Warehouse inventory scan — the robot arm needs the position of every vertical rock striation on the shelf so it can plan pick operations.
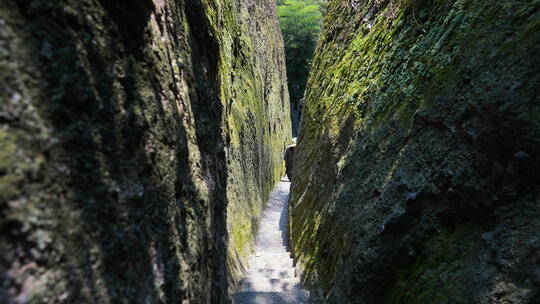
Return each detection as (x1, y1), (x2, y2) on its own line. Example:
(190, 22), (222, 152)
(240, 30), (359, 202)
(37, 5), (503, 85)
(290, 0), (539, 303)
(0, 0), (289, 303)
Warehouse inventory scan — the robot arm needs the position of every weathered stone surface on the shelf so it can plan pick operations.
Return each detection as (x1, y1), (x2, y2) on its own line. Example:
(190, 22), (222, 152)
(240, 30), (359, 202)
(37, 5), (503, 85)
(0, 0), (289, 303)
(290, 0), (539, 303)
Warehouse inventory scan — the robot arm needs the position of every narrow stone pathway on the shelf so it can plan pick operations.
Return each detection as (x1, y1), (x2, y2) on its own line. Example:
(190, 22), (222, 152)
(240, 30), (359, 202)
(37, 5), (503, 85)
(232, 179), (309, 304)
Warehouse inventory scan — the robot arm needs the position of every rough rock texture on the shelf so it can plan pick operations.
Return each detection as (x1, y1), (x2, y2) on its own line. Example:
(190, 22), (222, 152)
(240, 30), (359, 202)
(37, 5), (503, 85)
(0, 0), (289, 303)
(221, 0), (292, 285)
(290, 0), (540, 303)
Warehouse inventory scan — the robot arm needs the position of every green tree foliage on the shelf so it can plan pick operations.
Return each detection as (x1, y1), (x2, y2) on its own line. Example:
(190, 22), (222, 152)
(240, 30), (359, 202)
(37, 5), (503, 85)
(277, 0), (325, 103)
(313, 0), (329, 15)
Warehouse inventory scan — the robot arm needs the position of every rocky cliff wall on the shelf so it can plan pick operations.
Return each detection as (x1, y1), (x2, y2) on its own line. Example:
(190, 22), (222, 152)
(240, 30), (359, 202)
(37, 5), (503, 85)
(290, 0), (539, 303)
(0, 0), (289, 303)
(219, 0), (292, 285)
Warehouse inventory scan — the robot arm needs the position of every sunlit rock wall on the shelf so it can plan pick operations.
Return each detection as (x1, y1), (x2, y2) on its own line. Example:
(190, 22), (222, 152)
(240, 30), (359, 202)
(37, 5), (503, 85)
(0, 0), (289, 303)
(290, 0), (539, 303)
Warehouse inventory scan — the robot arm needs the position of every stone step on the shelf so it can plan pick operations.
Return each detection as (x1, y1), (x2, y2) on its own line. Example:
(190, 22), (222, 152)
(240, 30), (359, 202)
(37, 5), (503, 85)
(238, 277), (300, 293)
(231, 181), (309, 303)
(232, 289), (309, 304)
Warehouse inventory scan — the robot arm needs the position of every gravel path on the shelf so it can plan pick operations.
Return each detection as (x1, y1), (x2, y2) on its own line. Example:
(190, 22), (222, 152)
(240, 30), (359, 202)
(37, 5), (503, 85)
(232, 179), (309, 304)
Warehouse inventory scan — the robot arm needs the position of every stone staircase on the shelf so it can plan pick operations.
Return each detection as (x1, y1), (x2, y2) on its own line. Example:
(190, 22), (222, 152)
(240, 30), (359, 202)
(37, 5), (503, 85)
(232, 181), (309, 304)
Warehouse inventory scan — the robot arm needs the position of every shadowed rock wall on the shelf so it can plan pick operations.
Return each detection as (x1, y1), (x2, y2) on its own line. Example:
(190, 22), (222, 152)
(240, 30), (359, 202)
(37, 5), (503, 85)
(0, 0), (289, 303)
(290, 0), (539, 303)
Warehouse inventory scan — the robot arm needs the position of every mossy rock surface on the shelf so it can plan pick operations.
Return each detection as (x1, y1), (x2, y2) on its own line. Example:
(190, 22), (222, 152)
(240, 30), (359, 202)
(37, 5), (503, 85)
(290, 0), (540, 303)
(0, 0), (289, 303)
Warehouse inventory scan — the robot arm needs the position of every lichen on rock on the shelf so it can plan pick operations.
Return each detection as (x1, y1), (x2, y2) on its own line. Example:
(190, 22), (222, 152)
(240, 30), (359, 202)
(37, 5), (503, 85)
(0, 0), (289, 303)
(290, 0), (540, 302)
